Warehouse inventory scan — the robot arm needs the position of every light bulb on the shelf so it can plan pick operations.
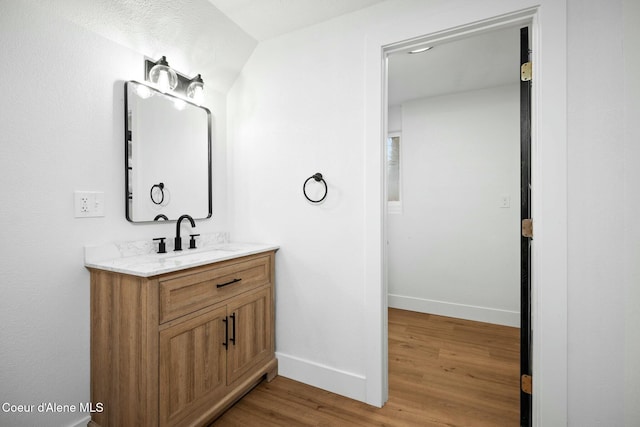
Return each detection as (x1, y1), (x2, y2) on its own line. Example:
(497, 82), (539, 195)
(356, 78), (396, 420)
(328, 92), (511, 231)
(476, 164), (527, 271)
(148, 56), (178, 92)
(187, 74), (204, 104)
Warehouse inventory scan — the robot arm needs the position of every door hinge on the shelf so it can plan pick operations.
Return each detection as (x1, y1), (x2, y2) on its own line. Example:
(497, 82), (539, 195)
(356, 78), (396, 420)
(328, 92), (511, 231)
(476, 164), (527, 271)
(521, 374), (532, 395)
(522, 219), (533, 238)
(521, 61), (532, 81)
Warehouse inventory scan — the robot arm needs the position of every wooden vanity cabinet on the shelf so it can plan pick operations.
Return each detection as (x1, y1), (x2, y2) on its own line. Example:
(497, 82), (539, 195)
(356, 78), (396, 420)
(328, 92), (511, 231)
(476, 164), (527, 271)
(88, 251), (277, 427)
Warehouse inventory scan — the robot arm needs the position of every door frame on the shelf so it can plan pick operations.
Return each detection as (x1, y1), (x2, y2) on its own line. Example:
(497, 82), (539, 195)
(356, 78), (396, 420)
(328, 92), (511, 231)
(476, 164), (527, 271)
(363, 5), (568, 426)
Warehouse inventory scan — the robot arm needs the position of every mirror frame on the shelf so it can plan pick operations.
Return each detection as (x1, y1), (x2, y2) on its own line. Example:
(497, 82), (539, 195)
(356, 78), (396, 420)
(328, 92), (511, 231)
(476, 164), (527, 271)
(124, 80), (212, 223)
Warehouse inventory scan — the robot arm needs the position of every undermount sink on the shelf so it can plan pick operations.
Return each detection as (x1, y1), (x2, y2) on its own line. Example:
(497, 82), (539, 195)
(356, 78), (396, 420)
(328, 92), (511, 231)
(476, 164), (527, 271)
(163, 247), (231, 259)
(161, 243), (248, 259)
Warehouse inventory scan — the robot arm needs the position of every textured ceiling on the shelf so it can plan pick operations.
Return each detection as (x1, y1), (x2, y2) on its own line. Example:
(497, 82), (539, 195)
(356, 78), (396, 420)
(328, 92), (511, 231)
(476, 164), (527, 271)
(208, 0), (387, 41)
(22, 0), (257, 94)
(388, 26), (521, 105)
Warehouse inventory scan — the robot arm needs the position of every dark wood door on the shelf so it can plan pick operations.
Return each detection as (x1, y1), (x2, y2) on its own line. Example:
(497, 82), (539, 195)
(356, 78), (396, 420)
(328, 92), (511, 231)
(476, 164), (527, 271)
(520, 26), (533, 427)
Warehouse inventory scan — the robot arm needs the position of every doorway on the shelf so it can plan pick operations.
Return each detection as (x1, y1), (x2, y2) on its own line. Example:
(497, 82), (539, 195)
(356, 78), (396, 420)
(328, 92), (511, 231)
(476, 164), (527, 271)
(383, 23), (530, 425)
(385, 26), (522, 327)
(363, 5), (568, 425)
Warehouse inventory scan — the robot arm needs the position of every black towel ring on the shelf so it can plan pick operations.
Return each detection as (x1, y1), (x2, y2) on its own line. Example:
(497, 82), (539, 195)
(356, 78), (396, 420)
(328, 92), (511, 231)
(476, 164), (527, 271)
(150, 182), (165, 205)
(303, 173), (327, 203)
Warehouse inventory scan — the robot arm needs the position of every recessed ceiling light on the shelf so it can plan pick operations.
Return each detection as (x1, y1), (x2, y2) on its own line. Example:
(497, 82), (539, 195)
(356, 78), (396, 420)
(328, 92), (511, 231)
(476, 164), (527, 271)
(408, 46), (433, 54)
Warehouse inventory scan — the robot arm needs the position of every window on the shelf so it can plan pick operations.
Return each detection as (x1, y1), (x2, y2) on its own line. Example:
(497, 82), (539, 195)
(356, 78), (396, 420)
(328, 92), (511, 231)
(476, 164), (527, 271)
(386, 132), (402, 213)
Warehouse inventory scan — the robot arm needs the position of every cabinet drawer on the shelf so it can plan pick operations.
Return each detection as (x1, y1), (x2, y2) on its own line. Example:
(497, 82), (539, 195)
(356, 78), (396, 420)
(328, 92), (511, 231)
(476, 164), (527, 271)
(159, 254), (271, 323)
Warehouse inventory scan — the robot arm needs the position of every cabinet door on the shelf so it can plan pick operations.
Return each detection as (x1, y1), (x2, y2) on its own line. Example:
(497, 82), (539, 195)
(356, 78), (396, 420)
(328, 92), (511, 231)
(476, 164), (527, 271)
(159, 306), (227, 427)
(226, 287), (273, 385)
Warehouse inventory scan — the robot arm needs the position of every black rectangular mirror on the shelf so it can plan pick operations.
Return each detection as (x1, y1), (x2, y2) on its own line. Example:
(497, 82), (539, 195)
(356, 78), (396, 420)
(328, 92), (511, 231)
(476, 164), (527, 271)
(125, 81), (212, 222)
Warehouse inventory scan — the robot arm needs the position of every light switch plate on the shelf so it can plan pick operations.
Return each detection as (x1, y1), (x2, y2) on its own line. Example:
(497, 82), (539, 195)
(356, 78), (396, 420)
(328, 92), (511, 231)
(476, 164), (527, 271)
(74, 191), (105, 218)
(499, 195), (511, 208)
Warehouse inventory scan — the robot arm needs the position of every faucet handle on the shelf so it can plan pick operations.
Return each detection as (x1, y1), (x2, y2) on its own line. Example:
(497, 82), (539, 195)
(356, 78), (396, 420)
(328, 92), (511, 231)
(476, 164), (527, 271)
(189, 234), (200, 249)
(153, 237), (167, 254)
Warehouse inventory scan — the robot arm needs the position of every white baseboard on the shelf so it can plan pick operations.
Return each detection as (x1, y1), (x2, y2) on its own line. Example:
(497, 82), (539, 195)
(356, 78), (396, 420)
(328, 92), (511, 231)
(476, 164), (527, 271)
(275, 352), (366, 402)
(388, 294), (520, 327)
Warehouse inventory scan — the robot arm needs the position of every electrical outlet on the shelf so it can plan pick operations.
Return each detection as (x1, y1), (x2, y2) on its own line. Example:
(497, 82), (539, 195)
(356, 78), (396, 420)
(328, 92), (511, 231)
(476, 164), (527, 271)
(499, 195), (511, 208)
(75, 191), (105, 218)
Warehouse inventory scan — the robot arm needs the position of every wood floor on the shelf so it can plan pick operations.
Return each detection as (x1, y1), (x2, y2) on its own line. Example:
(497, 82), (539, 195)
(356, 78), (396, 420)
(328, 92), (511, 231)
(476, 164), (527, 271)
(211, 308), (520, 426)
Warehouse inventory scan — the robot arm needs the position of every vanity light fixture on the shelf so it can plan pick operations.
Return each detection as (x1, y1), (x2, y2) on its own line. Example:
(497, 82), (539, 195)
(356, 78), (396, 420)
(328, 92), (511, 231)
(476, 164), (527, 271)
(408, 46), (433, 54)
(144, 56), (205, 102)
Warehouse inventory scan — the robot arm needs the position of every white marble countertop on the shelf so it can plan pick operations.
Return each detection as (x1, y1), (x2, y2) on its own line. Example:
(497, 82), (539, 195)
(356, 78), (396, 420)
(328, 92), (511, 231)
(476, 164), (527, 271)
(85, 236), (278, 277)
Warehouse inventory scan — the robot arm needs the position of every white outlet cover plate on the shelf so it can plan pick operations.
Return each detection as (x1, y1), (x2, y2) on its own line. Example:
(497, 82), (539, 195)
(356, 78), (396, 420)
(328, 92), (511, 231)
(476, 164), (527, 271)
(499, 195), (511, 208)
(74, 191), (105, 218)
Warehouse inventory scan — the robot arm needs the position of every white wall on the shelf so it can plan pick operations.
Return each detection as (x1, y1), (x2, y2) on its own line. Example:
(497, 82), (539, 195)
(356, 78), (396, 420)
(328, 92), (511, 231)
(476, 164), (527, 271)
(623, 1), (640, 424)
(387, 84), (521, 327)
(567, 0), (640, 425)
(0, 3), (230, 426)
(388, 105), (402, 132)
(227, 14), (370, 399)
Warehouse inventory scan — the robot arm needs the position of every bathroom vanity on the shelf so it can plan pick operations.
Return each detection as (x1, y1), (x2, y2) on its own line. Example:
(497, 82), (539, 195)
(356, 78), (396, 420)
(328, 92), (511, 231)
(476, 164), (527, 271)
(85, 242), (278, 427)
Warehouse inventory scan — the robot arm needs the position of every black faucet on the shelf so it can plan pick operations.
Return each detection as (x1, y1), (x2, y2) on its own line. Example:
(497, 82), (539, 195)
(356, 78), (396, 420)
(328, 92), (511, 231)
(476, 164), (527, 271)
(174, 214), (196, 251)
